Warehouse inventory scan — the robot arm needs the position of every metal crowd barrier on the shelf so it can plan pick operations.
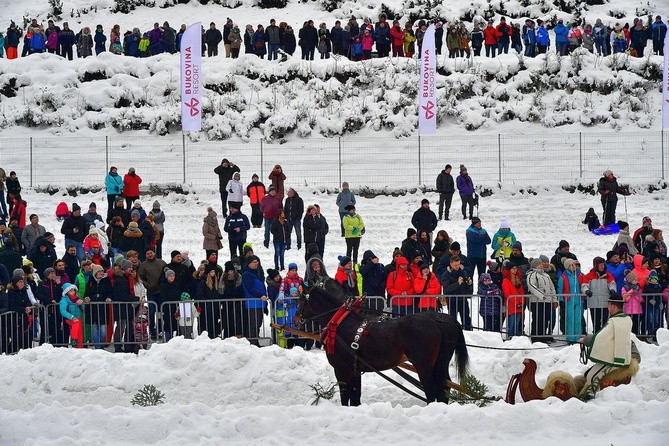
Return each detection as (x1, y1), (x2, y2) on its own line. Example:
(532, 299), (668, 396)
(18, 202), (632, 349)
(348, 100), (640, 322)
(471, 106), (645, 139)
(41, 301), (158, 352)
(270, 295), (387, 348)
(160, 298), (273, 347)
(1, 310), (35, 354)
(388, 294), (504, 335)
(504, 292), (669, 342)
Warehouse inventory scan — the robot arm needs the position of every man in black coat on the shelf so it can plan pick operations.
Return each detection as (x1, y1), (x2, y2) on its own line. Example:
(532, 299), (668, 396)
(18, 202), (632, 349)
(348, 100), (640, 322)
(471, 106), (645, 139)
(440, 255), (473, 330)
(436, 164), (455, 220)
(214, 158), (240, 218)
(112, 260), (138, 352)
(205, 22), (223, 57)
(284, 188), (304, 250)
(28, 238), (57, 278)
(411, 199), (438, 242)
(401, 228), (423, 262)
(166, 250), (194, 293)
(597, 169), (621, 226)
(60, 203), (88, 261)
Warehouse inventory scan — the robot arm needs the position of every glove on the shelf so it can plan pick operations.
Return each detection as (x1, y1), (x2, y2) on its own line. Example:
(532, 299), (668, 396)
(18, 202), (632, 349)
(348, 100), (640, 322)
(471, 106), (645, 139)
(277, 292), (285, 302)
(352, 227), (359, 235)
(585, 290), (593, 297)
(263, 307), (269, 316)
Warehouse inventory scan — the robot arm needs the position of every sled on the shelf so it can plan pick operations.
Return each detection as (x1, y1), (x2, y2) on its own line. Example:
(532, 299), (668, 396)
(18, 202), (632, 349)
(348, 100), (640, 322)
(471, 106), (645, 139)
(504, 358), (638, 404)
(591, 223), (620, 236)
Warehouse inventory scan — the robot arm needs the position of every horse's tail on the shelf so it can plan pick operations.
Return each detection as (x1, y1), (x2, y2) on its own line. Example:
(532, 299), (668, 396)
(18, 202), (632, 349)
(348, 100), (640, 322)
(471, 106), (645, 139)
(453, 323), (469, 382)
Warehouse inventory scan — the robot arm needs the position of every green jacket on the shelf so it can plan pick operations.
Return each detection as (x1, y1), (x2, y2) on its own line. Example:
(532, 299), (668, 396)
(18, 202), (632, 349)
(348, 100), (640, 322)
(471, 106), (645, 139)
(343, 213), (364, 239)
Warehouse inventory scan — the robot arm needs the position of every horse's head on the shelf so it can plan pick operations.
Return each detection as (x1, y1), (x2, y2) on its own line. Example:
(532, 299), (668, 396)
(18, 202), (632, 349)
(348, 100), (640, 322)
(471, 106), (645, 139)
(296, 280), (345, 326)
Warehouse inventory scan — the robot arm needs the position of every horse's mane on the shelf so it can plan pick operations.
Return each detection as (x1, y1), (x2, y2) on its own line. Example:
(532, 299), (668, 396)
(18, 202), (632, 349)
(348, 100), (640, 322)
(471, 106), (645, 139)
(313, 279), (349, 305)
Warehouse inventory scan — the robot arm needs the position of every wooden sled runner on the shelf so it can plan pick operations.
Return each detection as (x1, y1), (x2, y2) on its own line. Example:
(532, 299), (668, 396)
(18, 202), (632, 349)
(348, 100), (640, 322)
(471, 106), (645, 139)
(505, 358), (639, 404)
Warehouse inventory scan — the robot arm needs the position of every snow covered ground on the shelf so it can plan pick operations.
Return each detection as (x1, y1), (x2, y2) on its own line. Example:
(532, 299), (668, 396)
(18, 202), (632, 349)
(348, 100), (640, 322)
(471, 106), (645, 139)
(1, 185), (669, 444)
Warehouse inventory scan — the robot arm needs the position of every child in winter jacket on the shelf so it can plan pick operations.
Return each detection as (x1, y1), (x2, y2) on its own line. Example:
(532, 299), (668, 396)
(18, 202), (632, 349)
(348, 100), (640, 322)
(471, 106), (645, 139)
(350, 37), (363, 61)
(478, 273), (502, 332)
(582, 207), (601, 231)
(622, 271), (644, 334)
(174, 292), (200, 339)
(59, 283), (84, 348)
(643, 270), (662, 339)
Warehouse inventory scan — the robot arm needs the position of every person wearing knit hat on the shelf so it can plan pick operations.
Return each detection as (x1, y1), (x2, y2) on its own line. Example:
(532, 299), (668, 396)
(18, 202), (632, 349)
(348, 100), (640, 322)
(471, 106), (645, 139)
(120, 259), (133, 271)
(598, 169), (620, 226)
(614, 221), (638, 256)
(83, 202), (103, 228)
(267, 268), (280, 280)
(457, 164), (475, 220)
(60, 282), (84, 348)
(343, 203), (365, 264)
(411, 199), (437, 245)
(466, 216), (491, 278)
(164, 267), (175, 279)
(621, 271), (643, 334)
(526, 255), (557, 342)
(582, 253), (618, 332)
(147, 201), (165, 259)
(335, 255), (358, 296)
(436, 164), (454, 220)
(401, 228), (422, 262)
(557, 256), (585, 342)
(492, 219), (516, 261)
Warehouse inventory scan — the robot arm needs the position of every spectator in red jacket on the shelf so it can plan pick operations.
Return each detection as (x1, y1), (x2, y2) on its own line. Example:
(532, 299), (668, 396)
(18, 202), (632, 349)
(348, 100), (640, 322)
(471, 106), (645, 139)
(483, 20), (498, 57)
(122, 167), (142, 210)
(495, 17), (512, 54)
(413, 262), (441, 311)
(260, 186), (283, 249)
(387, 256), (414, 315)
(389, 20), (405, 57)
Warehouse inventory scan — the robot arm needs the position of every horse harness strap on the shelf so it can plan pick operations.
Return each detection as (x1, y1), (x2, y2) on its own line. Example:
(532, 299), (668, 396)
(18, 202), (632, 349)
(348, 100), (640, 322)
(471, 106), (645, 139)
(321, 297), (365, 355)
(350, 319), (370, 351)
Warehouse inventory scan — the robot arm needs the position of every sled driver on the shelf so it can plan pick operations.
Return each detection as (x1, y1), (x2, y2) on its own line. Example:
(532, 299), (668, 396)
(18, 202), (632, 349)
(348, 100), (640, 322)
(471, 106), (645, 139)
(577, 290), (639, 396)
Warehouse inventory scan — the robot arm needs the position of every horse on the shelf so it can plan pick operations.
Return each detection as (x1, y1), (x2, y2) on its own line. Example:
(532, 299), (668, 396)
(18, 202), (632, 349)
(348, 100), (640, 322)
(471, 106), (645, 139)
(297, 280), (469, 406)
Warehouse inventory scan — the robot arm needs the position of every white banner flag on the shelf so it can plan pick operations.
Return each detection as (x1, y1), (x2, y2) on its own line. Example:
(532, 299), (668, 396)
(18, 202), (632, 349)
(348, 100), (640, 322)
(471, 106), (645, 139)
(663, 30), (669, 129)
(181, 23), (202, 132)
(418, 25), (437, 134)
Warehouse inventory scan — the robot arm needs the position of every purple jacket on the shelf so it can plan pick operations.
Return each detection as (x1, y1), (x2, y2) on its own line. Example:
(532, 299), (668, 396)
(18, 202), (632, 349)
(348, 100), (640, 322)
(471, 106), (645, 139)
(260, 195), (283, 219)
(149, 28), (163, 44)
(456, 174), (475, 195)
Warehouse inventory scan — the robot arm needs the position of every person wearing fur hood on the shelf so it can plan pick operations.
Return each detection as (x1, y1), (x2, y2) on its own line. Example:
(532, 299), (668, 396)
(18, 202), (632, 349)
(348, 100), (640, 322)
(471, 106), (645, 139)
(202, 206), (223, 256)
(121, 221), (147, 260)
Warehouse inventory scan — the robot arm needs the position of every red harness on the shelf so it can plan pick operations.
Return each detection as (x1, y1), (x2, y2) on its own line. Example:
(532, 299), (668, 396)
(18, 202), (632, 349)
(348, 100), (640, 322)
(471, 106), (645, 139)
(321, 298), (364, 355)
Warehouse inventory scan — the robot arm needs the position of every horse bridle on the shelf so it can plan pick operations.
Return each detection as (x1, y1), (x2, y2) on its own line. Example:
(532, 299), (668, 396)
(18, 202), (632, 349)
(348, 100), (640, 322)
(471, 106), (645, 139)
(296, 290), (340, 326)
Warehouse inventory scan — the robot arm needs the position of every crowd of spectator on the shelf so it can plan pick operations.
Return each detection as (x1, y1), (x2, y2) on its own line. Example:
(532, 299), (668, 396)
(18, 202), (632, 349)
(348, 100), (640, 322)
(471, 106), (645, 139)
(0, 160), (666, 356)
(1, 13), (666, 62)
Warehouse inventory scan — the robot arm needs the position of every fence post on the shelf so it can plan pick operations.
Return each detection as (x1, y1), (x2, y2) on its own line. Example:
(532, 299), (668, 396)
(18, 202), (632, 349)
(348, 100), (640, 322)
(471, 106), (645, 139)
(418, 135), (422, 185)
(662, 130), (665, 180)
(182, 133), (186, 184)
(260, 139), (264, 180)
(105, 135), (109, 172)
(497, 134), (502, 183)
(30, 137), (33, 188)
(338, 136), (342, 186)
(579, 132), (583, 178)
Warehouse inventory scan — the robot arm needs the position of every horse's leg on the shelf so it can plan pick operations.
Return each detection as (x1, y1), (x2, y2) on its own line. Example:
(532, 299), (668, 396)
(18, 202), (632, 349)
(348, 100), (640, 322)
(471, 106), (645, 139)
(334, 367), (351, 406)
(350, 373), (362, 406)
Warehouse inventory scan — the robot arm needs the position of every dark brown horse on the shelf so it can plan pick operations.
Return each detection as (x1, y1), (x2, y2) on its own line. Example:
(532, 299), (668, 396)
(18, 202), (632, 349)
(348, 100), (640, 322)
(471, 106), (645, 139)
(298, 280), (469, 406)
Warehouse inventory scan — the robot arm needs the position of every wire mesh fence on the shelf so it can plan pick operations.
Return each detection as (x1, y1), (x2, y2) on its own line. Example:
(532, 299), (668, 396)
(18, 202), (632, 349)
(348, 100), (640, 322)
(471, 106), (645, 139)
(0, 130), (667, 190)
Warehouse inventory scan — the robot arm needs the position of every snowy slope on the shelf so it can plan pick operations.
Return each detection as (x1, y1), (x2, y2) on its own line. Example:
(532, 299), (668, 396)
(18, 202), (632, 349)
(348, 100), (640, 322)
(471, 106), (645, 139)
(0, 0), (667, 139)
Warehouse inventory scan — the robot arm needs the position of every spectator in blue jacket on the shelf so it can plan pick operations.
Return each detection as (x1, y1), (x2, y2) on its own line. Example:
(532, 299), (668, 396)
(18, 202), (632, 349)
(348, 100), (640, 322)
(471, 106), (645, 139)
(105, 166), (124, 222)
(58, 23), (77, 60)
(241, 256), (267, 346)
(536, 19), (550, 54)
(523, 20), (536, 57)
(94, 25), (106, 55)
(466, 217), (492, 279)
(30, 27), (46, 54)
(456, 165), (475, 220)
(376, 21), (391, 58)
(224, 204), (251, 260)
(652, 15), (667, 55)
(554, 19), (569, 55)
(126, 28), (141, 57)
